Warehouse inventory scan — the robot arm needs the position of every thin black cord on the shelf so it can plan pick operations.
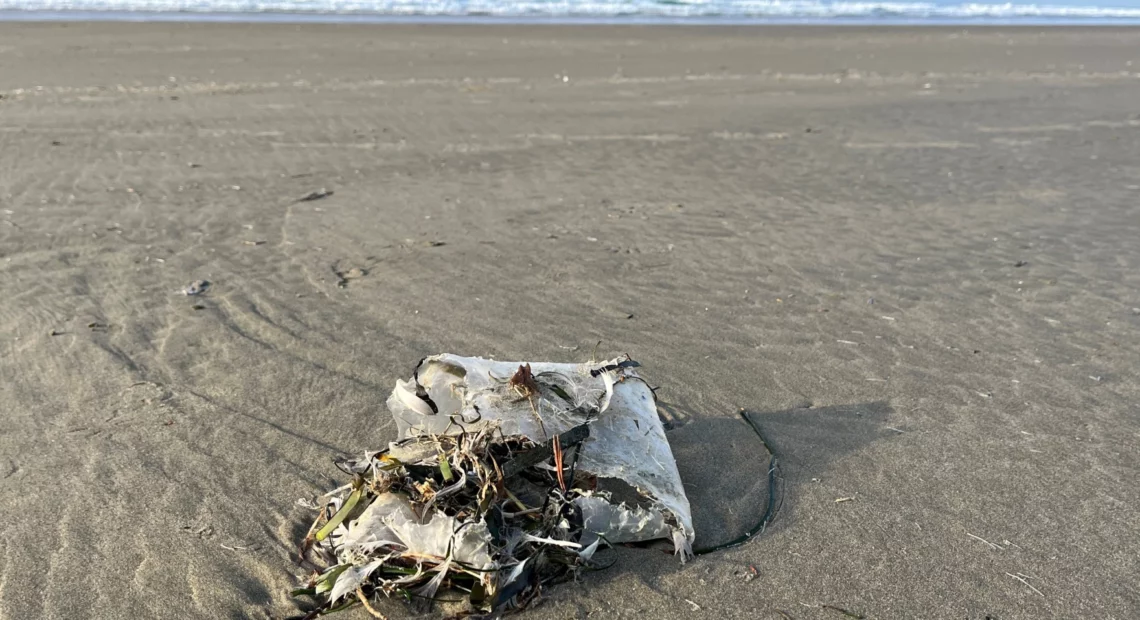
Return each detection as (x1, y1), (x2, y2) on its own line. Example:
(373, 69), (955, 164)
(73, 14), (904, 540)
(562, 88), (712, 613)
(692, 410), (780, 555)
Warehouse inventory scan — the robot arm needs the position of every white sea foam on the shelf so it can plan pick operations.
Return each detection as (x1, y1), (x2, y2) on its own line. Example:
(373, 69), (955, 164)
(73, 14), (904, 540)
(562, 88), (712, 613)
(4, 0), (1140, 21)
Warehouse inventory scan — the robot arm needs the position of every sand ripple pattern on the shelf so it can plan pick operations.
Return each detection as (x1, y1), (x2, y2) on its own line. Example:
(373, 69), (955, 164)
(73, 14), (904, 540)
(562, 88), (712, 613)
(1, 24), (1139, 619)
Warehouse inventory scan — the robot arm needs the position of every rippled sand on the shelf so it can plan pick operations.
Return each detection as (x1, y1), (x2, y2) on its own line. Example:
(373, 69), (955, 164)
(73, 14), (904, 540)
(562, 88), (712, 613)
(1, 23), (1138, 619)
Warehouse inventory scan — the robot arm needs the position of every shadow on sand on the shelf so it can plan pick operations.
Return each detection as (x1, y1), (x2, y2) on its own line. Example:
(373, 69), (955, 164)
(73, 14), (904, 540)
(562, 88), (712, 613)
(667, 401), (895, 550)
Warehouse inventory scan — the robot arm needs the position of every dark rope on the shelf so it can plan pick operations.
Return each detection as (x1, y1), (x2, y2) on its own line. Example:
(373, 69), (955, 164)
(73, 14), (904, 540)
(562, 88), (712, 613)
(692, 409), (780, 555)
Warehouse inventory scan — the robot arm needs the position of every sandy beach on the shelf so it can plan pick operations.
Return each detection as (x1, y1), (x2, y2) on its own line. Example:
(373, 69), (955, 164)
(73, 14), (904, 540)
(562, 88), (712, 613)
(1, 23), (1138, 619)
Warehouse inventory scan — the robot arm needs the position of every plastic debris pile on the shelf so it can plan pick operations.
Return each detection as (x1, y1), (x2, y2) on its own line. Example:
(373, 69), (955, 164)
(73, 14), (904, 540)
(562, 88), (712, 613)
(295, 354), (693, 618)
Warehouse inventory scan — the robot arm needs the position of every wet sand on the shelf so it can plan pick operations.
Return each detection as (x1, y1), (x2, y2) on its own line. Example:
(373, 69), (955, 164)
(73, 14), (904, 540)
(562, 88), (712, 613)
(1, 23), (1139, 619)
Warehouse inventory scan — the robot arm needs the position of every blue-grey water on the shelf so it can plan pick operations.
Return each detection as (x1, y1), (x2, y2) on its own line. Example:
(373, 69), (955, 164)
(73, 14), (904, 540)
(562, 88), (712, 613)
(3, 0), (1140, 24)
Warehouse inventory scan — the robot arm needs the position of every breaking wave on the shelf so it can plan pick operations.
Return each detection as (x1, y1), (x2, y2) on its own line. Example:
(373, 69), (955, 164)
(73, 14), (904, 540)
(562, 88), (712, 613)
(4, 0), (1140, 22)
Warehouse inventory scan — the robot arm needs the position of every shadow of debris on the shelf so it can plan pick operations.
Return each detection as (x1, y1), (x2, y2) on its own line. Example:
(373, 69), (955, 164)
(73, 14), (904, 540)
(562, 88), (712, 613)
(667, 401), (895, 550)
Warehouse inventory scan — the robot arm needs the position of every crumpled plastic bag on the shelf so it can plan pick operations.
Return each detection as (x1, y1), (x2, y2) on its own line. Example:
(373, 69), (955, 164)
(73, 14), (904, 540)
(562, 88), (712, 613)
(297, 355), (693, 617)
(389, 354), (694, 554)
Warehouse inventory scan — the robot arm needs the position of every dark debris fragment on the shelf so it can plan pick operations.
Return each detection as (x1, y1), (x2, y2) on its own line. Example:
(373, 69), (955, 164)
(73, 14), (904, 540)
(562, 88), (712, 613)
(183, 280), (210, 296)
(297, 188), (334, 203)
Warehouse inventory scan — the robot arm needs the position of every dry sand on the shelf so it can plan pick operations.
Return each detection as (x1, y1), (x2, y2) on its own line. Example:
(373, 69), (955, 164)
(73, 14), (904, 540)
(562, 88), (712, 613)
(1, 23), (1139, 619)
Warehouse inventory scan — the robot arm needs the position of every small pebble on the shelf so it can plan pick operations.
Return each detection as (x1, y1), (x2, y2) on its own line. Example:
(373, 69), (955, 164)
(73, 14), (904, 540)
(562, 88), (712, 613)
(183, 280), (210, 296)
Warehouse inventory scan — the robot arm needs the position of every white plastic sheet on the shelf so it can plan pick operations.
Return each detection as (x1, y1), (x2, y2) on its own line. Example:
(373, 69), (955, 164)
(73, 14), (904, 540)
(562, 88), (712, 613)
(386, 354), (694, 557)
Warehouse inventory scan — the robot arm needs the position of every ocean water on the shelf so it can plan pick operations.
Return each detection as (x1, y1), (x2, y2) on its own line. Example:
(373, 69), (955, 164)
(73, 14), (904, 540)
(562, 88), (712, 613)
(3, 0), (1140, 23)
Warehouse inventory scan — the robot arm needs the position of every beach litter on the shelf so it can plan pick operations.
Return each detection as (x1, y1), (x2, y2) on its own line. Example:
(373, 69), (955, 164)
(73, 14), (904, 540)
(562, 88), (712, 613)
(334, 266), (367, 288)
(295, 354), (694, 618)
(297, 188), (334, 202)
(182, 280), (210, 296)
